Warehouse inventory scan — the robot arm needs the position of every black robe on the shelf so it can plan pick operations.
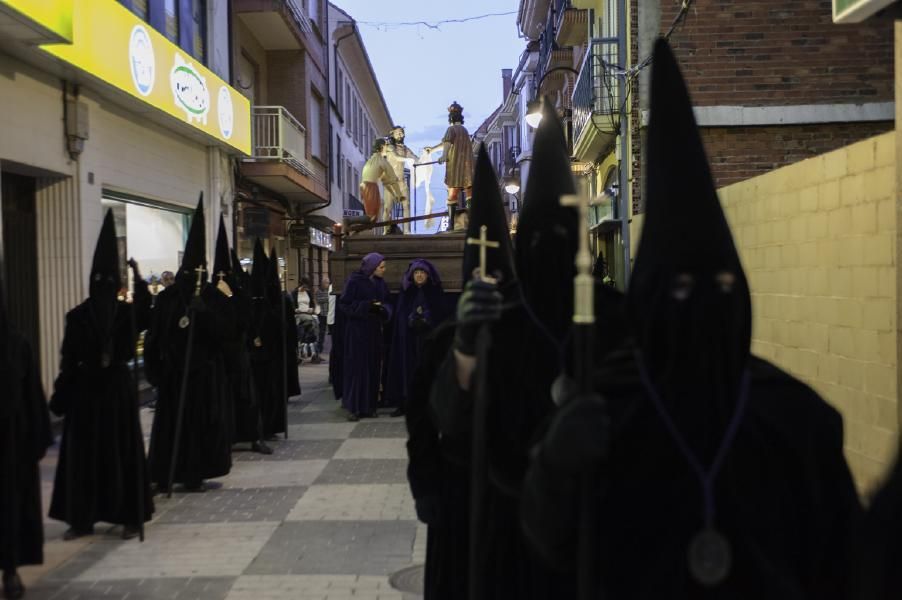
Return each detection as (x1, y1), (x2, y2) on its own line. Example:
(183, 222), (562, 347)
(405, 324), (469, 599)
(855, 453), (902, 600)
(49, 282), (154, 528)
(145, 284), (232, 486)
(249, 295), (295, 439)
(521, 351), (862, 600)
(429, 283), (626, 600)
(0, 334), (52, 570)
(208, 285), (260, 444)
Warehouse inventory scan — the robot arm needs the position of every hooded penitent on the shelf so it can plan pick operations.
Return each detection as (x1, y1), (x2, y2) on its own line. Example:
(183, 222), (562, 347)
(515, 100), (578, 339)
(231, 248), (250, 292)
(402, 259), (442, 291)
(176, 194), (207, 294)
(212, 216), (235, 288)
(267, 247), (282, 306)
(360, 252), (385, 277)
(629, 38), (751, 432)
(89, 209), (122, 330)
(250, 239), (268, 300)
(463, 144), (516, 287)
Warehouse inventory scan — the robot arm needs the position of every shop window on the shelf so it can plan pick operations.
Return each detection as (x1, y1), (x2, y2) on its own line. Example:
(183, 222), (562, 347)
(100, 193), (192, 288)
(309, 92), (324, 160)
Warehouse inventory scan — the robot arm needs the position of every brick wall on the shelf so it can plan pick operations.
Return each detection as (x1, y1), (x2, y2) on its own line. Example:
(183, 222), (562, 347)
(660, 0), (895, 106)
(703, 120), (894, 188)
(267, 50), (307, 130)
(719, 132), (898, 495)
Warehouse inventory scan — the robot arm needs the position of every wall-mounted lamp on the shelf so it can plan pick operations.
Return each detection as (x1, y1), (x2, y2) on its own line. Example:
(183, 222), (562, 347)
(503, 175), (521, 195)
(526, 66), (580, 129)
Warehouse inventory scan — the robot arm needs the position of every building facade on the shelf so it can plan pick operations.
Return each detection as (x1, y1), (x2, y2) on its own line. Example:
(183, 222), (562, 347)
(232, 0), (331, 286)
(0, 0), (250, 391)
(324, 3), (393, 230)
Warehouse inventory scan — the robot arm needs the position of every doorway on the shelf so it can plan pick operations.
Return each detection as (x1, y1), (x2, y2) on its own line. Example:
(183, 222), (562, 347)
(1, 171), (40, 355)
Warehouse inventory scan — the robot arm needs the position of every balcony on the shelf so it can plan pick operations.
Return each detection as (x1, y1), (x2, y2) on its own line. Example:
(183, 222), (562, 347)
(554, 0), (588, 48)
(571, 38), (620, 161)
(234, 0), (312, 50)
(240, 106), (328, 209)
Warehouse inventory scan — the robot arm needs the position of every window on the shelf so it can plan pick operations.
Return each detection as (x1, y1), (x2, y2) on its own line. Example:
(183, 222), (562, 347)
(346, 162), (353, 203)
(307, 0), (319, 28)
(344, 83), (351, 125)
(123, 0), (148, 18)
(309, 92), (324, 160)
(191, 0), (206, 62)
(336, 136), (343, 189)
(164, 0), (178, 42)
(336, 69), (343, 117)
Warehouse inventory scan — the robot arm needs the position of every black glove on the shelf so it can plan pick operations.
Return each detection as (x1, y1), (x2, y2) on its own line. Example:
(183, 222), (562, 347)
(538, 393), (610, 473)
(415, 495), (443, 526)
(453, 279), (502, 355)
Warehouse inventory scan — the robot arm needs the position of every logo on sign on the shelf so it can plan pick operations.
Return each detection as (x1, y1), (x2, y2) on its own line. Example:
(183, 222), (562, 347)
(217, 86), (234, 139)
(170, 53), (210, 125)
(129, 25), (155, 97)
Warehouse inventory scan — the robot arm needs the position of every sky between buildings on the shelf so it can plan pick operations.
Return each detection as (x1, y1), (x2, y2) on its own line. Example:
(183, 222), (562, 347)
(332, 0), (524, 231)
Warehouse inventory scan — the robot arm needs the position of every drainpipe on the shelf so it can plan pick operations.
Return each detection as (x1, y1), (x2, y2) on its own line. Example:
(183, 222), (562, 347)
(617, 0), (630, 287)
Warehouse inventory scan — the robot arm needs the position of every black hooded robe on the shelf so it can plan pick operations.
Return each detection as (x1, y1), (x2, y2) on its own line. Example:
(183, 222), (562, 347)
(145, 284), (233, 487)
(0, 334), (52, 570)
(521, 352), (861, 600)
(249, 296), (288, 439)
(49, 281), (155, 529)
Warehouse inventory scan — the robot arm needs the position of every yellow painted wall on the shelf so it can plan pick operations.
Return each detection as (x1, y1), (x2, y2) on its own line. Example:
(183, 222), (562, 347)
(718, 131), (898, 496)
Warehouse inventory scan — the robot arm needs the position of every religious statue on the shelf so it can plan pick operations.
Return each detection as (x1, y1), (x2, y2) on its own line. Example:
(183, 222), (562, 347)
(425, 101), (474, 222)
(383, 126), (418, 233)
(360, 138), (403, 225)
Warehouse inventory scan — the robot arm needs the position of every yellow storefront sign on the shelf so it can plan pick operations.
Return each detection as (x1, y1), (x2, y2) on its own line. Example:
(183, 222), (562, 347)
(41, 0), (250, 155)
(0, 0), (73, 41)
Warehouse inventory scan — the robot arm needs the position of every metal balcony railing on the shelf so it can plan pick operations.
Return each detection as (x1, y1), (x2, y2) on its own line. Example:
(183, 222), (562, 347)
(571, 38), (620, 144)
(285, 0), (313, 34)
(250, 106), (315, 178)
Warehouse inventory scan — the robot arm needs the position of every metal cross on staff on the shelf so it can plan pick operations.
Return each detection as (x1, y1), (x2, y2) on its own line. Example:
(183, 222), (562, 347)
(193, 266), (206, 296)
(216, 270), (227, 282)
(466, 225), (500, 284)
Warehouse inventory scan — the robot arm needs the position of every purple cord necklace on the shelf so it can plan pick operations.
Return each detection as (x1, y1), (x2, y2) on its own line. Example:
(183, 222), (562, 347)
(635, 351), (751, 587)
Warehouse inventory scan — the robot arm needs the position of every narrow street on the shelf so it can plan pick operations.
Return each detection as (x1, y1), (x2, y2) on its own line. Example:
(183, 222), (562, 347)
(22, 360), (425, 600)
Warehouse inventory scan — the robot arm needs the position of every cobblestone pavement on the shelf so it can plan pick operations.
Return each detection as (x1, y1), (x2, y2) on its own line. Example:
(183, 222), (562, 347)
(22, 359), (426, 600)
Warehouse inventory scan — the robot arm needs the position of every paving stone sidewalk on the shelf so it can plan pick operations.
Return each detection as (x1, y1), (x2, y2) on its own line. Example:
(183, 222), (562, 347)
(22, 359), (426, 600)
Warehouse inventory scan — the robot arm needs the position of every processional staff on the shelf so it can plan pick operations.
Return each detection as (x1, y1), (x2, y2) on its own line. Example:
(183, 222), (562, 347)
(466, 224), (501, 600)
(561, 192), (606, 600)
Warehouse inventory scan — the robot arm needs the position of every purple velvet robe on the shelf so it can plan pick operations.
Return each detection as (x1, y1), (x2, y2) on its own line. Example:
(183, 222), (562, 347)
(338, 270), (392, 416)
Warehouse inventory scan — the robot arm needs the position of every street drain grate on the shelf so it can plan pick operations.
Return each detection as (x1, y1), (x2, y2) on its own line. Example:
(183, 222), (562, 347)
(389, 564), (425, 594)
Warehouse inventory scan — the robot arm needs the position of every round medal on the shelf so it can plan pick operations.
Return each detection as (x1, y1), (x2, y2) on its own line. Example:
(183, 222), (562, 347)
(253, 336), (263, 348)
(688, 528), (732, 587)
(550, 374), (577, 407)
(179, 315), (190, 329)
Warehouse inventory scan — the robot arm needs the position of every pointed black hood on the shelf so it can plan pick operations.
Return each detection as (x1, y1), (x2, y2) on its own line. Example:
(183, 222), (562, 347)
(90, 209), (122, 302)
(463, 144), (516, 287)
(515, 99), (578, 338)
(231, 248), (250, 292)
(213, 215), (233, 286)
(630, 39), (751, 420)
(177, 193), (207, 292)
(267, 247), (282, 306)
(0, 266), (9, 366)
(250, 238), (267, 300)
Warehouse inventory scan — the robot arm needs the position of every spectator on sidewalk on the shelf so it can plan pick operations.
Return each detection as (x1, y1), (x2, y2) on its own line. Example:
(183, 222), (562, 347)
(294, 278), (320, 362)
(314, 277), (332, 362)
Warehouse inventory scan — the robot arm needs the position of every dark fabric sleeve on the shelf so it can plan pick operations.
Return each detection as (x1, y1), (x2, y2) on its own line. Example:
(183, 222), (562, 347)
(806, 407), (863, 600)
(133, 276), (153, 332)
(143, 297), (166, 387)
(405, 327), (454, 500)
(20, 338), (52, 460)
(49, 312), (79, 417)
(428, 346), (473, 437)
(338, 281), (372, 320)
(520, 446), (581, 572)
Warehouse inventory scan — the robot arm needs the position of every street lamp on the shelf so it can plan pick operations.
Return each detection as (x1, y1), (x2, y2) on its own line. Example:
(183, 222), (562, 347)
(526, 65), (580, 128)
(503, 175), (521, 195)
